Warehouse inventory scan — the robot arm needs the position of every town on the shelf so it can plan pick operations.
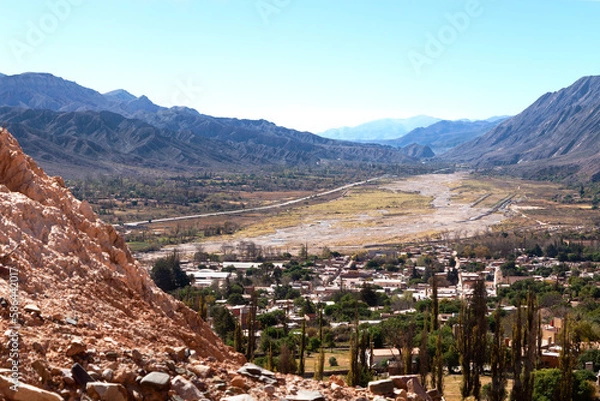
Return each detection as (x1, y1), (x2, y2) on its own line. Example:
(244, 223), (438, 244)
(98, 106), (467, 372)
(145, 230), (600, 400)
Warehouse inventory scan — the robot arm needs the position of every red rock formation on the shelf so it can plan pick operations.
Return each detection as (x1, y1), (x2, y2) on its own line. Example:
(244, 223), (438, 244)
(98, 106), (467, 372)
(0, 127), (243, 382)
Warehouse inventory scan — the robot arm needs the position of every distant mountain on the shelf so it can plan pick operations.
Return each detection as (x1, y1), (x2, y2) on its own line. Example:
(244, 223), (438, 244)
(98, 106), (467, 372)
(0, 73), (419, 177)
(319, 116), (441, 141)
(441, 76), (600, 181)
(383, 119), (507, 155)
(399, 143), (435, 159)
(103, 89), (137, 102)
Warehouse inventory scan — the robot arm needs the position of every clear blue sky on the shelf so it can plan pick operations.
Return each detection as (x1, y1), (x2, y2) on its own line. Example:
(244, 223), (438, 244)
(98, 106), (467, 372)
(1, 0), (599, 133)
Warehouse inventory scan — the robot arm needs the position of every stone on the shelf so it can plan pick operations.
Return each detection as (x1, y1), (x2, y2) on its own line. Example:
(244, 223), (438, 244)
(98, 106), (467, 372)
(113, 369), (136, 384)
(230, 375), (247, 389)
(286, 390), (326, 401)
(389, 375), (413, 390)
(102, 368), (114, 381)
(66, 338), (87, 357)
(0, 375), (63, 401)
(236, 363), (277, 385)
(131, 349), (143, 361)
(368, 379), (395, 396)
(172, 346), (188, 360)
(86, 382), (128, 401)
(407, 378), (431, 401)
(105, 351), (119, 361)
(24, 303), (41, 314)
(426, 388), (441, 401)
(221, 395), (256, 401)
(329, 375), (345, 387)
(71, 363), (93, 387)
(32, 359), (49, 383)
(140, 371), (171, 391)
(171, 375), (203, 400)
(264, 384), (276, 395)
(32, 341), (46, 355)
(189, 364), (214, 378)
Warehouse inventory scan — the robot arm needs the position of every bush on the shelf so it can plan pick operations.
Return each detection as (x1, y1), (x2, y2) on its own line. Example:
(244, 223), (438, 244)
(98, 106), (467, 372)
(329, 357), (338, 367)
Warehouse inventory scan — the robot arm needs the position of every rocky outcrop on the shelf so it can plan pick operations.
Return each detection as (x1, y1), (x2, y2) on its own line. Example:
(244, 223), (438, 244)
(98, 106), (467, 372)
(0, 128), (244, 392)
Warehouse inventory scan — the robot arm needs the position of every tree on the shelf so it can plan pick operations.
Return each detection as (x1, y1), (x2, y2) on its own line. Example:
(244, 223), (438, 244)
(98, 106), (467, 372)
(510, 297), (524, 401)
(298, 318), (307, 376)
(211, 305), (236, 343)
(246, 291), (258, 361)
(314, 305), (326, 380)
(431, 330), (444, 395)
(431, 275), (440, 331)
(458, 279), (487, 400)
(419, 321), (429, 389)
(234, 320), (244, 353)
(150, 251), (190, 292)
(558, 315), (574, 401)
(489, 303), (507, 401)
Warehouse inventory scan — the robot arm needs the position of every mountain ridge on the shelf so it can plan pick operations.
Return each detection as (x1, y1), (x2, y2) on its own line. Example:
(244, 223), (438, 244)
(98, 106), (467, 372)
(0, 72), (419, 178)
(319, 115), (441, 141)
(440, 75), (600, 181)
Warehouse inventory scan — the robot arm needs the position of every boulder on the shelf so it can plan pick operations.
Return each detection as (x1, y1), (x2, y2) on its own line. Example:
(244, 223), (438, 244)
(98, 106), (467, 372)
(86, 382), (128, 401)
(140, 371), (171, 391)
(71, 363), (93, 387)
(171, 375), (203, 400)
(189, 364), (214, 378)
(368, 379), (395, 396)
(0, 375), (62, 401)
(230, 375), (247, 389)
(407, 378), (432, 401)
(66, 338), (87, 357)
(237, 363), (277, 385)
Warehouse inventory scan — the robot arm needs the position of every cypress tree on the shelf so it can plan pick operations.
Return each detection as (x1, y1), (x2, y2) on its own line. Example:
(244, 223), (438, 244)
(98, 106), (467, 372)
(298, 318), (306, 376)
(510, 298), (523, 401)
(490, 303), (507, 401)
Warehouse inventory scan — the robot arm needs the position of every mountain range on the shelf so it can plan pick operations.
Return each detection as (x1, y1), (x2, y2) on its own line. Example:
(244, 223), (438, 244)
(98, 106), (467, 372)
(381, 118), (508, 155)
(3, 72), (600, 182)
(440, 76), (600, 181)
(0, 73), (418, 178)
(319, 115), (441, 141)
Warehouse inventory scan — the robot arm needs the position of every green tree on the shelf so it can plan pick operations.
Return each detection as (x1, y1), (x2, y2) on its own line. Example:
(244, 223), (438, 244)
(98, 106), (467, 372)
(150, 251), (190, 292)
(489, 304), (507, 401)
(211, 305), (236, 343)
(458, 279), (487, 400)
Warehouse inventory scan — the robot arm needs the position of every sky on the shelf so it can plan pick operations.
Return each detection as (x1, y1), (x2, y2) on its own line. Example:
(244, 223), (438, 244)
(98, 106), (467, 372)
(1, 0), (600, 133)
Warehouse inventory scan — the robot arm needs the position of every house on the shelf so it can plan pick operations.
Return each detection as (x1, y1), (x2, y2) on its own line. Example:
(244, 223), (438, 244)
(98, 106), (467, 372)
(366, 348), (399, 366)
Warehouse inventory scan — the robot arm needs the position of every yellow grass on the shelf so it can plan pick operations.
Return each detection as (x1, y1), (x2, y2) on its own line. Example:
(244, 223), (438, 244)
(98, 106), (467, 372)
(442, 375), (513, 401)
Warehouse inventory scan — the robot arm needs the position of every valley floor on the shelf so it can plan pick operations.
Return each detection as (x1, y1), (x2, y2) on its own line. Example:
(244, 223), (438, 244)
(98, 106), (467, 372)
(161, 172), (511, 256)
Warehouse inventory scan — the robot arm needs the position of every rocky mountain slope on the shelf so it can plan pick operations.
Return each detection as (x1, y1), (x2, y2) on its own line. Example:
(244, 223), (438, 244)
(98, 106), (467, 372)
(440, 76), (600, 181)
(0, 128), (435, 400)
(0, 73), (418, 178)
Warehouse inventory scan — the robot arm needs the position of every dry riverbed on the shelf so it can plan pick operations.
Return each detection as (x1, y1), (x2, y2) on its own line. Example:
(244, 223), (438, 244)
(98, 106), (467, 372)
(167, 172), (515, 256)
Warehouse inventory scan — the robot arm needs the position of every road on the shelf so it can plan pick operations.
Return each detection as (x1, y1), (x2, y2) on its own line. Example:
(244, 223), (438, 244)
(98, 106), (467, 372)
(122, 176), (386, 227)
